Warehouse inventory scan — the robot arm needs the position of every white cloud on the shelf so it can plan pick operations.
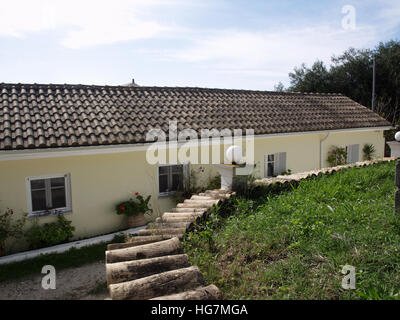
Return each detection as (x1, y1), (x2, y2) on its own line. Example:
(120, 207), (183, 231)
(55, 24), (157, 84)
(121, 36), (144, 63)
(0, 0), (398, 89)
(165, 24), (378, 85)
(0, 0), (175, 48)
(376, 0), (400, 35)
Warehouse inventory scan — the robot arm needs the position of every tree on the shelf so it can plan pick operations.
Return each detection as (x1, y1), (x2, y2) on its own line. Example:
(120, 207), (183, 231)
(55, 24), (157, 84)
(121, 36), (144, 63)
(274, 82), (285, 92)
(287, 40), (400, 125)
(289, 60), (331, 93)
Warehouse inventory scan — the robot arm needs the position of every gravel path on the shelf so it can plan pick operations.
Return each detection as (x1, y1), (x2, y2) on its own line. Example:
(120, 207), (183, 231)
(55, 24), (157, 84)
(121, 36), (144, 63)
(0, 261), (110, 300)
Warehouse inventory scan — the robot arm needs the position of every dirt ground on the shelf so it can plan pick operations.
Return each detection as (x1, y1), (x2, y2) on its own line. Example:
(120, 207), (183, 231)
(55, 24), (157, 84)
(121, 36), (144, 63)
(0, 261), (110, 300)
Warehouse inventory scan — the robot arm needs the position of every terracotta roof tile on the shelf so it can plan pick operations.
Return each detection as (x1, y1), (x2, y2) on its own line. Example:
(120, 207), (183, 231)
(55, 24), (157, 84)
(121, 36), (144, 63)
(0, 83), (392, 151)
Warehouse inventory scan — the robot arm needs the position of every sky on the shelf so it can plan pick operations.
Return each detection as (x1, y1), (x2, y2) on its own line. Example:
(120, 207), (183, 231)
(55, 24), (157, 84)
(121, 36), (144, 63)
(0, 0), (399, 90)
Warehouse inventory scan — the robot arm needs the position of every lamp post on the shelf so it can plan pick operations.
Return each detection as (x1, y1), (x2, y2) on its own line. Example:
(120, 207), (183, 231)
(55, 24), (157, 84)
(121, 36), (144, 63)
(396, 159), (400, 215)
(214, 146), (245, 190)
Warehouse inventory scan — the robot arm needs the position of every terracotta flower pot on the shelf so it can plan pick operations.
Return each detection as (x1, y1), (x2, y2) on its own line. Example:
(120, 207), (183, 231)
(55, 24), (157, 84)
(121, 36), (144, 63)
(127, 213), (147, 228)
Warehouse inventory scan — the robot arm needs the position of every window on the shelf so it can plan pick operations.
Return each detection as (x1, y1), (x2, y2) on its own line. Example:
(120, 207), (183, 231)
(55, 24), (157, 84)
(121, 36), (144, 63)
(158, 164), (189, 196)
(264, 152), (287, 178)
(346, 144), (360, 164)
(26, 174), (72, 217)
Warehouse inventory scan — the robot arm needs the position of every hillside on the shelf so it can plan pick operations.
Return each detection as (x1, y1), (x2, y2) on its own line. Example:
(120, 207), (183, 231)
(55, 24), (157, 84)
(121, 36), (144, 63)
(183, 161), (400, 299)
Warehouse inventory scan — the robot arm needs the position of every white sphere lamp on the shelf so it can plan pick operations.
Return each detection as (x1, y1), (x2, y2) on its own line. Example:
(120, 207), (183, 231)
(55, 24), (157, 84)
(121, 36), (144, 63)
(226, 145), (243, 165)
(395, 132), (400, 142)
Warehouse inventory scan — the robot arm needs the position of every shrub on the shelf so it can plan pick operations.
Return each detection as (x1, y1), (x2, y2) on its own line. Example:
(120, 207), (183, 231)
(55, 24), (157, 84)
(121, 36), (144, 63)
(25, 215), (75, 250)
(232, 173), (262, 198)
(174, 169), (221, 203)
(116, 192), (152, 216)
(0, 208), (26, 255)
(206, 174), (221, 190)
(281, 169), (293, 176)
(363, 144), (376, 161)
(327, 146), (347, 166)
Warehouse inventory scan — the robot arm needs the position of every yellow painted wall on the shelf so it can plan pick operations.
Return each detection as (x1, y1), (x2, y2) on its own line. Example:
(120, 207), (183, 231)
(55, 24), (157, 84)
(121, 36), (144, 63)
(252, 129), (385, 177)
(322, 130), (385, 168)
(0, 129), (386, 252)
(0, 150), (176, 243)
(252, 133), (320, 178)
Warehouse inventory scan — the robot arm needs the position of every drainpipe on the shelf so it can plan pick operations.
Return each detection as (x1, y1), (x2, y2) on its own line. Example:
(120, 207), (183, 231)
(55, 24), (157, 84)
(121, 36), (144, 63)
(320, 133), (330, 169)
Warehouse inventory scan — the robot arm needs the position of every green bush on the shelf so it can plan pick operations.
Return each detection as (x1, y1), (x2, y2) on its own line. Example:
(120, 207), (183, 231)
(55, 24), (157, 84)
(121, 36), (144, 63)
(25, 215), (75, 250)
(206, 174), (221, 190)
(327, 146), (347, 166)
(174, 170), (222, 203)
(0, 208), (26, 255)
(115, 193), (152, 216)
(363, 144), (376, 161)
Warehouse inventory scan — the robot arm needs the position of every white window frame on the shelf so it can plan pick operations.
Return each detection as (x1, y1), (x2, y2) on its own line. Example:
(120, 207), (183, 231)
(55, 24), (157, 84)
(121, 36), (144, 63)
(158, 163), (190, 198)
(264, 152), (287, 178)
(264, 154), (275, 178)
(26, 173), (72, 218)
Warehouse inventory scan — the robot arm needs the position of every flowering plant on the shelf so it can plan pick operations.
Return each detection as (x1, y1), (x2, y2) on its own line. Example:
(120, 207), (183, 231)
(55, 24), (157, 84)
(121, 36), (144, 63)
(0, 208), (26, 255)
(115, 193), (153, 216)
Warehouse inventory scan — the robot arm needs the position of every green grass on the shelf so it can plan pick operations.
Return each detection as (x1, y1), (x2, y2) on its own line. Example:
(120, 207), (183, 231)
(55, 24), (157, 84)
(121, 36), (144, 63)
(0, 234), (125, 283)
(183, 161), (400, 300)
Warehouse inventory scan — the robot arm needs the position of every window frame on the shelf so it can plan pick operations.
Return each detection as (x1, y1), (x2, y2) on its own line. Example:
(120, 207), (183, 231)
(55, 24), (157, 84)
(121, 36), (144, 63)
(264, 152), (287, 178)
(264, 154), (275, 178)
(25, 173), (72, 218)
(158, 163), (189, 198)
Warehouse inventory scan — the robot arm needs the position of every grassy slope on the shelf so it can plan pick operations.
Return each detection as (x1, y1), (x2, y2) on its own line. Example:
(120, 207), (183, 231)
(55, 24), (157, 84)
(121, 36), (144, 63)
(183, 162), (400, 300)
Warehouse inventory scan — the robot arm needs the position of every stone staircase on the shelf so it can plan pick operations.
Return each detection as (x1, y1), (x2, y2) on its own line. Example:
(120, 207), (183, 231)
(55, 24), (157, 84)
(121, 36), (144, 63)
(105, 189), (233, 300)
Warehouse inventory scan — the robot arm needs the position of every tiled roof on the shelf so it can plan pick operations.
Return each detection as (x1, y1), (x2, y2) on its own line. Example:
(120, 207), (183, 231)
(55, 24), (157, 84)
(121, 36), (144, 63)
(0, 83), (392, 151)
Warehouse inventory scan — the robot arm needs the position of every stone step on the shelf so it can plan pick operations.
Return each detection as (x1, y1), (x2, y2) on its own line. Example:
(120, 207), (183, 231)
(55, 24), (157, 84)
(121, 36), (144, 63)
(124, 235), (176, 244)
(172, 208), (206, 213)
(162, 212), (204, 219)
(138, 228), (186, 237)
(191, 195), (215, 201)
(148, 222), (191, 229)
(106, 237), (182, 264)
(177, 202), (214, 209)
(150, 285), (221, 300)
(108, 266), (205, 300)
(106, 189), (234, 300)
(158, 216), (198, 223)
(205, 189), (231, 195)
(106, 254), (191, 286)
(199, 193), (230, 200)
(183, 199), (220, 205)
(107, 235), (175, 251)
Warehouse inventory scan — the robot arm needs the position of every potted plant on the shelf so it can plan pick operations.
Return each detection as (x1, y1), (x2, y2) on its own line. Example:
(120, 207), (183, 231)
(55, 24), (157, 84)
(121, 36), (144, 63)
(115, 193), (152, 228)
(0, 208), (26, 257)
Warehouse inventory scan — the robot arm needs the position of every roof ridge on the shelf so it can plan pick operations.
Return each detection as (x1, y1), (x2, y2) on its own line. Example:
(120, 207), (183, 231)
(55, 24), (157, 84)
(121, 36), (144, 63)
(0, 82), (344, 96)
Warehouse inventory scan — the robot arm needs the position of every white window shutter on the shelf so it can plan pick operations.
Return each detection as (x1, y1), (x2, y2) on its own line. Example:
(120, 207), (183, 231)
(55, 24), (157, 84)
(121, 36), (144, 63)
(273, 153), (280, 176)
(347, 145), (359, 164)
(352, 144), (359, 163)
(183, 162), (190, 190)
(273, 153), (286, 176)
(264, 155), (269, 178)
(274, 152), (287, 175)
(279, 152), (287, 174)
